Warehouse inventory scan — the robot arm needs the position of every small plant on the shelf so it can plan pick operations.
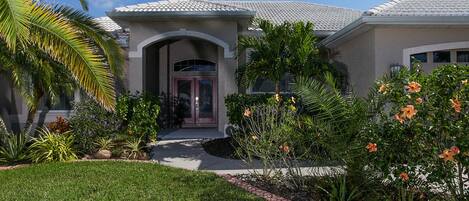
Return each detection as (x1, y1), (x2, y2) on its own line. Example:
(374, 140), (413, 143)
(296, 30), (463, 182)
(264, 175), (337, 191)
(94, 137), (114, 151)
(124, 138), (145, 160)
(0, 131), (30, 164)
(47, 116), (70, 134)
(29, 128), (77, 163)
(317, 176), (362, 201)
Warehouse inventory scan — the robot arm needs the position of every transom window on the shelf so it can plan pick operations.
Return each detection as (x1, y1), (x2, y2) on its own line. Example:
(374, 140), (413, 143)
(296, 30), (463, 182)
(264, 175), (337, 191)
(174, 59), (216, 72)
(410, 53), (427, 63)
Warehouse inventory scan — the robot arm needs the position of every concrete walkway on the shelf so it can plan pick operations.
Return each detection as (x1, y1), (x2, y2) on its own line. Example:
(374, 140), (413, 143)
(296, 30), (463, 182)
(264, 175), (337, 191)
(158, 129), (225, 140)
(151, 139), (342, 175)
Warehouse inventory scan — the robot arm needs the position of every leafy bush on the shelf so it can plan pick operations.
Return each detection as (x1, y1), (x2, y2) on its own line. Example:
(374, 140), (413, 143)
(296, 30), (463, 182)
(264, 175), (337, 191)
(358, 64), (469, 199)
(47, 116), (71, 134)
(225, 93), (280, 126)
(94, 137), (114, 151)
(124, 138), (145, 160)
(116, 92), (160, 142)
(158, 92), (186, 129)
(69, 99), (122, 155)
(29, 128), (77, 163)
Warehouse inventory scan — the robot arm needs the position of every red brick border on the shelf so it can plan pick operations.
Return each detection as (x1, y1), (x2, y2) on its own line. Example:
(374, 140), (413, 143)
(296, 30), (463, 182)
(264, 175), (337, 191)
(220, 174), (290, 201)
(0, 164), (29, 171)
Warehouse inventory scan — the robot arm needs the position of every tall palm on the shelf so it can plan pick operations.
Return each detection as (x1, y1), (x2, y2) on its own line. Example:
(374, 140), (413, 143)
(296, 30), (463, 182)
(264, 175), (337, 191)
(0, 0), (123, 113)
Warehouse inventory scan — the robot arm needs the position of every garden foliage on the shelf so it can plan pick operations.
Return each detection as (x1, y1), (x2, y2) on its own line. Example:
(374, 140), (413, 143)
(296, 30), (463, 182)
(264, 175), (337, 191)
(29, 128), (77, 163)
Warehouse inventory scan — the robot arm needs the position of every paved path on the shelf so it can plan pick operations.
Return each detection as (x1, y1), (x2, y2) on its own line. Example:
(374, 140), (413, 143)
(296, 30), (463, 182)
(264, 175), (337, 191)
(151, 139), (342, 175)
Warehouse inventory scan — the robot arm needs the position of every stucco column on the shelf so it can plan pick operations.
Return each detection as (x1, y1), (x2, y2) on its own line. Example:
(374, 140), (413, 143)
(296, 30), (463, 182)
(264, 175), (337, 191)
(128, 57), (143, 93)
(217, 46), (238, 132)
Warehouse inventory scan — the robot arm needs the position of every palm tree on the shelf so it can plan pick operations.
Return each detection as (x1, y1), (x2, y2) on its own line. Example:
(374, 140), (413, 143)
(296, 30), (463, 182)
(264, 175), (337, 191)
(0, 0), (123, 114)
(237, 19), (323, 94)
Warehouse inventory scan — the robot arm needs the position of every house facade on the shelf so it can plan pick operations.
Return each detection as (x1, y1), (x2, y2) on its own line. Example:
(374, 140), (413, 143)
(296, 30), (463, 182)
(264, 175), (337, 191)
(1, 0), (469, 133)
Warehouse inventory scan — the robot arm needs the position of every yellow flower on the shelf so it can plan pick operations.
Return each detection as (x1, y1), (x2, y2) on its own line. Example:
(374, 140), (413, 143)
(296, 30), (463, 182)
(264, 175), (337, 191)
(462, 79), (468, 85)
(405, 81), (421, 93)
(251, 135), (258, 141)
(288, 105), (297, 112)
(416, 97), (423, 104)
(275, 93), (281, 102)
(401, 105), (417, 120)
(243, 108), (252, 117)
(450, 98), (462, 113)
(366, 143), (378, 153)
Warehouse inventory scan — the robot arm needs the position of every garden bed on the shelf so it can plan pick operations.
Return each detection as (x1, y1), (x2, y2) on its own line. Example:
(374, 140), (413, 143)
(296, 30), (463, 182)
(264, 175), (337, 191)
(202, 137), (240, 159)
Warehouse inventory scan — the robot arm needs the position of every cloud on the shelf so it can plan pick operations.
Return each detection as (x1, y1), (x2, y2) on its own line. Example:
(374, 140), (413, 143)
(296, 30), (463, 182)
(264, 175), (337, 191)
(91, 0), (119, 9)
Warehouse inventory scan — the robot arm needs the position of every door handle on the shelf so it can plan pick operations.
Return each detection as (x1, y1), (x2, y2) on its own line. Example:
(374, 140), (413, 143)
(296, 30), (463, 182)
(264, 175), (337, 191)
(195, 96), (199, 111)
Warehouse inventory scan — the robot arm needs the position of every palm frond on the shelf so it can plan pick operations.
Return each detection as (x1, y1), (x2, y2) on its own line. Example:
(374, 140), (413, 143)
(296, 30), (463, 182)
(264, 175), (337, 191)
(79, 0), (88, 11)
(0, 0), (31, 51)
(29, 4), (115, 110)
(54, 6), (124, 77)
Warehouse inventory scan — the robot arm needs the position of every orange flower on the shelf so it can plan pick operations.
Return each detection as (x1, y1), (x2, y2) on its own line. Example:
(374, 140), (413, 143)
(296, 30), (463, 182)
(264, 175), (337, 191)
(394, 113), (405, 124)
(439, 149), (455, 162)
(450, 98), (462, 113)
(405, 81), (422, 93)
(399, 172), (409, 182)
(401, 105), (417, 119)
(416, 97), (423, 104)
(451, 146), (460, 154)
(279, 143), (290, 154)
(243, 108), (252, 117)
(378, 84), (389, 94)
(366, 143), (378, 153)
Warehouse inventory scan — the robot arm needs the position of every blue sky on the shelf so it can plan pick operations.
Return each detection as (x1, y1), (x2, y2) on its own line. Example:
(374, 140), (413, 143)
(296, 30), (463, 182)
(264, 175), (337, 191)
(51, 0), (388, 17)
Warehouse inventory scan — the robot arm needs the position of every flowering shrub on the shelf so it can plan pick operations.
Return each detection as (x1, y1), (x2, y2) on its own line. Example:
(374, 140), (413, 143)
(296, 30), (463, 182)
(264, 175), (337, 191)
(361, 64), (469, 199)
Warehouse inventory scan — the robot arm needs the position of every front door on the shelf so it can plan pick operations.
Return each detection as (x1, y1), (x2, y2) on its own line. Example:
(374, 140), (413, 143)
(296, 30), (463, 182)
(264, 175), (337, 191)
(174, 76), (217, 127)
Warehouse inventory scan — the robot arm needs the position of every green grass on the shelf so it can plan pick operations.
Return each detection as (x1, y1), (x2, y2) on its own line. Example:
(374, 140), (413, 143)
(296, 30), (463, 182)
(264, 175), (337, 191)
(0, 161), (261, 201)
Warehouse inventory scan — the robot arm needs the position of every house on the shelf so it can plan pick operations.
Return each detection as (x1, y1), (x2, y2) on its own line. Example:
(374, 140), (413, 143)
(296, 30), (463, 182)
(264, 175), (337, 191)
(1, 0), (468, 133)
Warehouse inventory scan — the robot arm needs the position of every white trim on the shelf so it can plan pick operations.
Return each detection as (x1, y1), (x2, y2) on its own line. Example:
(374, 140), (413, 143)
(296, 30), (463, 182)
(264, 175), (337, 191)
(129, 29), (234, 58)
(403, 41), (469, 66)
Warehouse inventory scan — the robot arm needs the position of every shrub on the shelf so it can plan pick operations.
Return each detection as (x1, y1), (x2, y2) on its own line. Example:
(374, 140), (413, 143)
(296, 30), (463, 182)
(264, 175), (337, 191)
(47, 116), (70, 134)
(94, 137), (114, 151)
(69, 99), (122, 155)
(359, 64), (469, 199)
(124, 138), (145, 160)
(158, 92), (186, 129)
(116, 92), (160, 142)
(225, 93), (281, 126)
(29, 128), (77, 163)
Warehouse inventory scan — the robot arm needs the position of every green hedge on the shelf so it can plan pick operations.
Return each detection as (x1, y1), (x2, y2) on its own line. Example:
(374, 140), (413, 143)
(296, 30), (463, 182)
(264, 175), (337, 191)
(225, 93), (297, 125)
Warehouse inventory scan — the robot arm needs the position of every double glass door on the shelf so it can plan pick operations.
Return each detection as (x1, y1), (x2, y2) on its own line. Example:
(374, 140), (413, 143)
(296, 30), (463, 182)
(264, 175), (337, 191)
(174, 76), (217, 126)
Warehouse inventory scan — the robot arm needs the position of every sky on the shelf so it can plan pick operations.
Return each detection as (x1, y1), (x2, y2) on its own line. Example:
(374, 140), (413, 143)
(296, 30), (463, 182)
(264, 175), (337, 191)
(50, 0), (388, 17)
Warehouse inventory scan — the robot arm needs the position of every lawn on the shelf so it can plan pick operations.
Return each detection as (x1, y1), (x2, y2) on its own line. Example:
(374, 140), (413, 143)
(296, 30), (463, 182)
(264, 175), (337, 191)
(0, 161), (261, 201)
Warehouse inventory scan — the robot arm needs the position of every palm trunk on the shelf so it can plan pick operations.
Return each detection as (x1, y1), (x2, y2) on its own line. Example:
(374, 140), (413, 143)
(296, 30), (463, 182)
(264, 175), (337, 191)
(275, 81), (281, 95)
(24, 89), (44, 131)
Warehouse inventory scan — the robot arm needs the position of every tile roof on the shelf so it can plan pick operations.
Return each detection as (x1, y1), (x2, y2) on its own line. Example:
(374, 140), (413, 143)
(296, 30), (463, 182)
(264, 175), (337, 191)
(215, 1), (361, 31)
(366, 0), (469, 16)
(94, 17), (122, 32)
(112, 0), (250, 13)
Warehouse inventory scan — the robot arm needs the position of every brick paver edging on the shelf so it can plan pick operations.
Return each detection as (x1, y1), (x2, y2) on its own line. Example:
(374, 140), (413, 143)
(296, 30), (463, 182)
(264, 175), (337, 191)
(220, 174), (290, 201)
(0, 164), (29, 171)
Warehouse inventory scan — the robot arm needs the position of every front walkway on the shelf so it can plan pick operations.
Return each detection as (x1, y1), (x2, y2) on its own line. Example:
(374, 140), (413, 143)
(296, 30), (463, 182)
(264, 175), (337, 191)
(158, 128), (225, 140)
(151, 139), (342, 175)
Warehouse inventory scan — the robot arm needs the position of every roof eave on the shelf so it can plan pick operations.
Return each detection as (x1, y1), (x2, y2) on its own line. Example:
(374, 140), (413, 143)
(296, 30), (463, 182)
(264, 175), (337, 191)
(107, 10), (256, 18)
(322, 15), (469, 48)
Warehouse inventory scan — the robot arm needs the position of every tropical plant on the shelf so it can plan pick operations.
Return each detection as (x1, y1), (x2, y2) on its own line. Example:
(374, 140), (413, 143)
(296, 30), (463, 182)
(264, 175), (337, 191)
(124, 138), (145, 160)
(0, 131), (30, 164)
(94, 137), (114, 151)
(29, 128), (77, 163)
(0, 0), (124, 129)
(69, 99), (122, 155)
(47, 116), (71, 134)
(317, 176), (362, 201)
(237, 19), (324, 94)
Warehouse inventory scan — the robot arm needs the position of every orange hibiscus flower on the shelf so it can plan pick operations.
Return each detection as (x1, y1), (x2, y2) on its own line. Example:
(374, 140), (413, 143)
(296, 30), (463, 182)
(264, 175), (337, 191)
(399, 172), (409, 182)
(416, 97), (423, 104)
(450, 98), (462, 113)
(378, 84), (389, 94)
(366, 143), (378, 153)
(394, 113), (405, 124)
(405, 81), (422, 93)
(439, 149), (455, 161)
(401, 105), (417, 119)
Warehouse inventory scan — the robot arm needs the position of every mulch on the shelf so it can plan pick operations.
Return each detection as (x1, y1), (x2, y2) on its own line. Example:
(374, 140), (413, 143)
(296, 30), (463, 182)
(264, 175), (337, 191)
(220, 174), (291, 201)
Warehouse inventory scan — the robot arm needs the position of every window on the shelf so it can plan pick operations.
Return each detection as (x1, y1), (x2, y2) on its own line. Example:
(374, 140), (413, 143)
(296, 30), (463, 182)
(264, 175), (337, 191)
(410, 53), (427, 63)
(40, 92), (74, 111)
(174, 59), (216, 72)
(251, 74), (294, 93)
(457, 51), (469, 63)
(433, 51), (451, 63)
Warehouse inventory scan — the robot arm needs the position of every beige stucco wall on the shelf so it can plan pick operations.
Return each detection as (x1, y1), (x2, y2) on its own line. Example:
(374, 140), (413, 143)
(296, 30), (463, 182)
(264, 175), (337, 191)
(332, 29), (375, 96)
(332, 26), (469, 96)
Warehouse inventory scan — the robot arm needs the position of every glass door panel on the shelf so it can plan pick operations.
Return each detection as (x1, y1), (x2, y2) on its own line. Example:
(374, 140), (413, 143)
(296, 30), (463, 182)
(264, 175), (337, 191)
(176, 79), (194, 124)
(196, 79), (214, 122)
